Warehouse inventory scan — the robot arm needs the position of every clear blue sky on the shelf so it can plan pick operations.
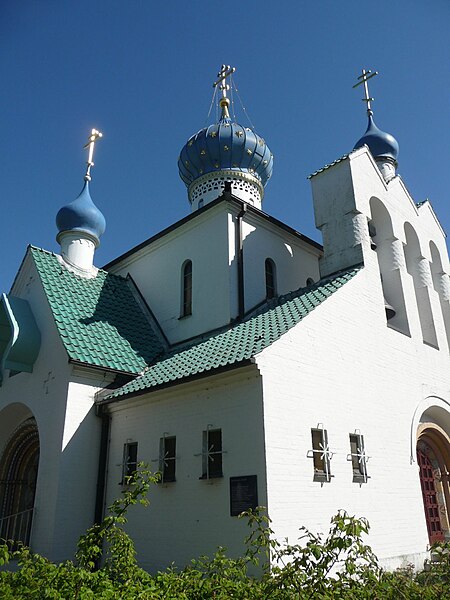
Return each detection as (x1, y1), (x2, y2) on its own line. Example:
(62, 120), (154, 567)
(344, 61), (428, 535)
(1, 1), (449, 290)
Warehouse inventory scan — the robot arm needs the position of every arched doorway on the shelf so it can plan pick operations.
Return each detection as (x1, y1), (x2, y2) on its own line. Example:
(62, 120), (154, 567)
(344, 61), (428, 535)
(417, 424), (450, 545)
(0, 417), (39, 546)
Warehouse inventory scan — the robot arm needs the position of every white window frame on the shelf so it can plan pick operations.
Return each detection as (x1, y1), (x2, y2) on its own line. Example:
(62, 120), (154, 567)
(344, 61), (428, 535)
(347, 431), (370, 483)
(307, 425), (334, 483)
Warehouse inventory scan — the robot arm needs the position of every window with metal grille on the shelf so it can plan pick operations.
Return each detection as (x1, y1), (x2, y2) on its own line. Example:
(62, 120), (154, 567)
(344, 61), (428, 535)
(200, 428), (223, 479)
(122, 442), (138, 484)
(181, 260), (192, 316)
(265, 258), (276, 299)
(159, 435), (176, 483)
(307, 427), (333, 482)
(347, 433), (369, 483)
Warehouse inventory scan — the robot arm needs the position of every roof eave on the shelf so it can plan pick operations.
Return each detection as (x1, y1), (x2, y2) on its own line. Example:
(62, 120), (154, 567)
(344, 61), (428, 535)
(96, 357), (257, 407)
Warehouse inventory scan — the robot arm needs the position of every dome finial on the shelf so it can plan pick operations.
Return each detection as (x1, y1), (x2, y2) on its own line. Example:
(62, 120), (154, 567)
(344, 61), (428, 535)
(353, 68), (379, 117)
(213, 64), (236, 120)
(56, 128), (106, 274)
(83, 128), (103, 182)
(352, 70), (399, 181)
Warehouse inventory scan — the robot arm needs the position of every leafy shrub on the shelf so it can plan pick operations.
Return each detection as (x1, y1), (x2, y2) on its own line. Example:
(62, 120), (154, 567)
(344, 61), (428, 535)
(0, 466), (448, 598)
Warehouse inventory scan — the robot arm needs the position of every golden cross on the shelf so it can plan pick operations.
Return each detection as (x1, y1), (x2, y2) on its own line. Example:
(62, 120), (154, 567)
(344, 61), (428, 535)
(353, 69), (378, 116)
(213, 64), (236, 100)
(83, 128), (103, 181)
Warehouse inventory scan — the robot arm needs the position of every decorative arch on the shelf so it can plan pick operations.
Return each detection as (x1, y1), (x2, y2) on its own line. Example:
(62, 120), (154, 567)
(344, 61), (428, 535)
(404, 223), (438, 347)
(430, 241), (450, 352)
(0, 416), (40, 546)
(411, 397), (450, 544)
(410, 396), (450, 461)
(417, 423), (450, 544)
(369, 197), (409, 333)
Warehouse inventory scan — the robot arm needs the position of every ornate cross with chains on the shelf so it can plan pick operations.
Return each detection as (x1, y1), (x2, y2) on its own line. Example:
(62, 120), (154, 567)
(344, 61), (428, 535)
(353, 69), (378, 116)
(213, 64), (236, 99)
(83, 128), (103, 181)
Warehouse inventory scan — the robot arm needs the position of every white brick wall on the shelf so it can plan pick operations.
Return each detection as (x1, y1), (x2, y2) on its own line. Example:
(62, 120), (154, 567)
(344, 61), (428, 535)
(105, 367), (267, 572)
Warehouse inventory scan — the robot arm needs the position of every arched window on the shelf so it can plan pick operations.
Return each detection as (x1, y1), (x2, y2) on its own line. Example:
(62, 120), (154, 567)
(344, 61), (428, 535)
(306, 277), (315, 287)
(181, 260), (192, 317)
(0, 418), (39, 547)
(265, 259), (276, 299)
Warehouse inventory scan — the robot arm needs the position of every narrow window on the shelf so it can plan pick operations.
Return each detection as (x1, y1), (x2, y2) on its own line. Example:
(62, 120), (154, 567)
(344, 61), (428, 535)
(201, 428), (223, 479)
(348, 433), (369, 483)
(181, 260), (192, 316)
(159, 435), (176, 483)
(122, 442), (138, 483)
(308, 427), (332, 482)
(306, 277), (315, 286)
(265, 258), (276, 299)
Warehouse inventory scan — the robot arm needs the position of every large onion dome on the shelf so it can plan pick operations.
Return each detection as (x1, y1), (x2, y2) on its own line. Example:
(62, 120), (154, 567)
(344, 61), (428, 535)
(354, 114), (399, 163)
(178, 86), (273, 211)
(56, 180), (106, 246)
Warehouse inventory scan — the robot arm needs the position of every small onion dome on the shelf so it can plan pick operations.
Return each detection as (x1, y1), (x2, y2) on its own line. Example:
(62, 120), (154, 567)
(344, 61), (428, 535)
(56, 181), (106, 245)
(354, 115), (399, 163)
(178, 103), (273, 190)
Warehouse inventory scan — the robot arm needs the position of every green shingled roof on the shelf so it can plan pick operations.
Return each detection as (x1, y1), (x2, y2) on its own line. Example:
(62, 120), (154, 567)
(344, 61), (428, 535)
(103, 265), (361, 401)
(30, 246), (164, 373)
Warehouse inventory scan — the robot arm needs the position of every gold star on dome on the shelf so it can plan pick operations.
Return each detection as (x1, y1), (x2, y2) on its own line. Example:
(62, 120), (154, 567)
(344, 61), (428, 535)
(200, 149), (206, 155)
(188, 139), (194, 146)
(199, 169), (203, 174)
(210, 131), (217, 137)
(235, 130), (243, 138)
(185, 160), (189, 166)
(258, 138), (265, 146)
(224, 145), (229, 151)
(214, 163), (219, 168)
(247, 149), (252, 155)
(263, 160), (268, 166)
(232, 163), (238, 167)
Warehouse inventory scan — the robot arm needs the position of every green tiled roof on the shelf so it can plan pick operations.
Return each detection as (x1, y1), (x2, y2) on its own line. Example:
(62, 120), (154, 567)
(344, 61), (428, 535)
(30, 246), (164, 373)
(103, 265), (361, 400)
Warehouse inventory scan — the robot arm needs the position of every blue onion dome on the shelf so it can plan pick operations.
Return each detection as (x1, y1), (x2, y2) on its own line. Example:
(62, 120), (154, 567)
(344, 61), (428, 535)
(354, 115), (399, 163)
(56, 180), (106, 245)
(178, 96), (273, 205)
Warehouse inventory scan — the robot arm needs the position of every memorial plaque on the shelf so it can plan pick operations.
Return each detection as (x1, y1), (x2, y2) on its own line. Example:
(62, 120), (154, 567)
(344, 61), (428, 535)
(230, 475), (258, 516)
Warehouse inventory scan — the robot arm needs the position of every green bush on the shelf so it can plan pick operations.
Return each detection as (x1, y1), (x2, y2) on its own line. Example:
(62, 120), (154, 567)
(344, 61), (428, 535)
(0, 466), (448, 599)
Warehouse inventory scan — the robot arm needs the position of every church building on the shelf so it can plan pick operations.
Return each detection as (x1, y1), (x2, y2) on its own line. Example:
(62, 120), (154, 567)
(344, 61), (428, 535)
(1, 66), (450, 572)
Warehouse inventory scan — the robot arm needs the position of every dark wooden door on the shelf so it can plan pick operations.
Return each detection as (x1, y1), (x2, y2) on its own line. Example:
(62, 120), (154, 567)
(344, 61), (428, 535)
(417, 449), (444, 544)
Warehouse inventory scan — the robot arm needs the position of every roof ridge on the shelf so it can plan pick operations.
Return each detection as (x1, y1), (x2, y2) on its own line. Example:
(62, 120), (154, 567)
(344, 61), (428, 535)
(29, 245), (132, 282)
(307, 152), (350, 180)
